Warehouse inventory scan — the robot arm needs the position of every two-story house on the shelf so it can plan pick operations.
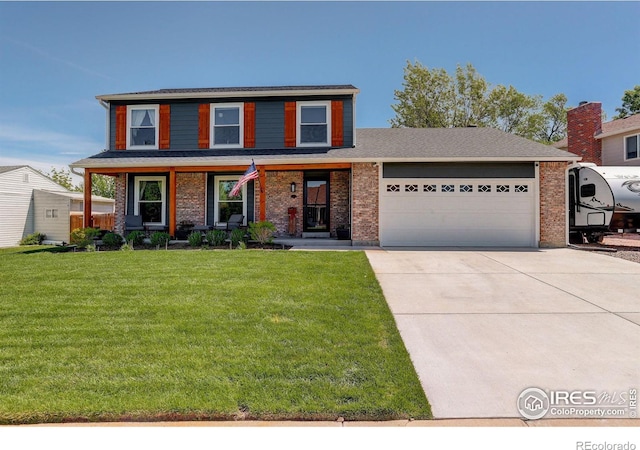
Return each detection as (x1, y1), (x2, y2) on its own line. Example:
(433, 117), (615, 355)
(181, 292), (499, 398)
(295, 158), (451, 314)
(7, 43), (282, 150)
(71, 84), (577, 247)
(554, 101), (640, 166)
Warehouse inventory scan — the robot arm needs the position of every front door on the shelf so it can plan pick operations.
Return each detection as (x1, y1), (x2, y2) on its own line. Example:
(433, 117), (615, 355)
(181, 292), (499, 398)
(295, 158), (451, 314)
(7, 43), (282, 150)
(303, 174), (329, 233)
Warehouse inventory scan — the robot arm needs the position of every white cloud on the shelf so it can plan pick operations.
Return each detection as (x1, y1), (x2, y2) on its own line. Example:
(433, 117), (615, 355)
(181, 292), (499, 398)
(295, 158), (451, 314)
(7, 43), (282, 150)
(0, 123), (103, 155)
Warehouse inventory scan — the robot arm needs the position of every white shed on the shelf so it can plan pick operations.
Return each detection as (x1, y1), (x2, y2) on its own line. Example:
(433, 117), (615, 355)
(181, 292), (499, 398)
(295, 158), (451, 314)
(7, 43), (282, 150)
(0, 166), (115, 247)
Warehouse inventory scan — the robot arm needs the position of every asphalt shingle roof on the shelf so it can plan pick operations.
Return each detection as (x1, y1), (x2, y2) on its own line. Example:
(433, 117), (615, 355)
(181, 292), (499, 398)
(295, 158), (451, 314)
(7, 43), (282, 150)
(71, 127), (577, 169)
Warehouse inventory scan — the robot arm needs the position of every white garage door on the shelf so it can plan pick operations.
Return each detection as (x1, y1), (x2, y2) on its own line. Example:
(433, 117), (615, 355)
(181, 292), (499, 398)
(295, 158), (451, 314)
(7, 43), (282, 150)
(380, 178), (536, 247)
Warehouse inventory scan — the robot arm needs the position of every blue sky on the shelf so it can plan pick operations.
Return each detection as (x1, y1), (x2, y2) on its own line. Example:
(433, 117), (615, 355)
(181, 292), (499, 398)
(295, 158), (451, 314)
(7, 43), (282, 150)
(0, 1), (639, 179)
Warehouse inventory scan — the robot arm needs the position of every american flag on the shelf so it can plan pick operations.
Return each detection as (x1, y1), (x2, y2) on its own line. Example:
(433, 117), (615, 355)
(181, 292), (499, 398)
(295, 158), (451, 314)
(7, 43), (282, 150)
(229, 161), (259, 197)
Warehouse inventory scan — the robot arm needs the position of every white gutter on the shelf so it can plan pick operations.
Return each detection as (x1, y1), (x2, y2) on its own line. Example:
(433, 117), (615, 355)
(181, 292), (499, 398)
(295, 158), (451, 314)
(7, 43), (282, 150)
(96, 87), (360, 102)
(98, 99), (110, 150)
(70, 155), (580, 170)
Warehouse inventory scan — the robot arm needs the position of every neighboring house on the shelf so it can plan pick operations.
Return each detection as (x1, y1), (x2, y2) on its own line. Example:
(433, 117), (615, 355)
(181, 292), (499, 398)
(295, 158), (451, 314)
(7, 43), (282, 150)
(70, 85), (577, 248)
(553, 101), (640, 166)
(0, 165), (114, 247)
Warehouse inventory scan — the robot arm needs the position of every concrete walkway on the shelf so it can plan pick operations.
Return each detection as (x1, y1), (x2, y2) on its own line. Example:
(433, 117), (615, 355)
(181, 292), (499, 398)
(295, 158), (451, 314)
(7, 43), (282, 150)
(365, 248), (640, 420)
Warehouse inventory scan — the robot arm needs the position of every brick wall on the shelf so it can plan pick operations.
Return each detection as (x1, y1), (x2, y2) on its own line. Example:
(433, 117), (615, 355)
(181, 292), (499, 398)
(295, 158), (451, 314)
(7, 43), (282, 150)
(176, 172), (205, 226)
(539, 162), (568, 248)
(114, 173), (126, 235)
(330, 171), (350, 237)
(351, 163), (379, 245)
(265, 171), (304, 236)
(567, 102), (602, 165)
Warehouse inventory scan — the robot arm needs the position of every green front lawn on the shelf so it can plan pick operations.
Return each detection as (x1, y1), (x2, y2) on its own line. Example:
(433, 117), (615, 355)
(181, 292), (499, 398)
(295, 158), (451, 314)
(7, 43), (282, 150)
(0, 247), (430, 424)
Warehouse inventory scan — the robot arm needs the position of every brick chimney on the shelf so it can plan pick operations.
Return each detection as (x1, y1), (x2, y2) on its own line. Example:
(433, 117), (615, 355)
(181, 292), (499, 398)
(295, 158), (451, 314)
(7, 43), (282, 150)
(567, 101), (602, 165)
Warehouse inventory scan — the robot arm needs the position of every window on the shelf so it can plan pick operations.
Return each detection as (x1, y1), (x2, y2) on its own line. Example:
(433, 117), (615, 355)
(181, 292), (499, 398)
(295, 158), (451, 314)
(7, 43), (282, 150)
(580, 183), (596, 198)
(211, 103), (244, 148)
(626, 134), (639, 160)
(45, 209), (58, 219)
(460, 185), (473, 193)
(127, 105), (159, 149)
(214, 176), (247, 224)
(515, 185), (529, 193)
(297, 101), (331, 146)
(479, 185), (491, 193)
(386, 184), (400, 192)
(497, 185), (510, 193)
(442, 184), (455, 193)
(134, 176), (165, 225)
(405, 184), (418, 192)
(424, 184), (436, 192)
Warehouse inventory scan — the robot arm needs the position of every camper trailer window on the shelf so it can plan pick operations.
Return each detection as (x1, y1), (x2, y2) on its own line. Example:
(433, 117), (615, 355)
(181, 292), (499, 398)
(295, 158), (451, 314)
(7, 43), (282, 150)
(580, 184), (596, 197)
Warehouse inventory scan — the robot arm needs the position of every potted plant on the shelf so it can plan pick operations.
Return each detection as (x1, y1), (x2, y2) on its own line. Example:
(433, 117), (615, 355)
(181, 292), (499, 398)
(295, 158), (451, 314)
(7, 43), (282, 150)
(336, 225), (350, 240)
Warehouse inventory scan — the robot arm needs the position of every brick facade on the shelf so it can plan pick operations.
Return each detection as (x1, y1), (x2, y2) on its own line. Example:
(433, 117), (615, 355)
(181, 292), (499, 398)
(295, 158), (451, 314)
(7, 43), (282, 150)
(567, 102), (602, 165)
(539, 161), (568, 248)
(265, 171), (304, 236)
(114, 173), (127, 236)
(351, 163), (379, 245)
(176, 172), (205, 226)
(329, 171), (350, 236)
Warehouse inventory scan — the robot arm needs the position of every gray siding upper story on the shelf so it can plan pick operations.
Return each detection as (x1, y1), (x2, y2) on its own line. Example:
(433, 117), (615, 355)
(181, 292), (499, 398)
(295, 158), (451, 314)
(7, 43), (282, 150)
(108, 95), (354, 151)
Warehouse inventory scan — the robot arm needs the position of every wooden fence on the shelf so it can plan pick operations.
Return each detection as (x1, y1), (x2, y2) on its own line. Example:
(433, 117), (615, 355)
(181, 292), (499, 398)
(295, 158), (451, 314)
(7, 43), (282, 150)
(70, 213), (115, 232)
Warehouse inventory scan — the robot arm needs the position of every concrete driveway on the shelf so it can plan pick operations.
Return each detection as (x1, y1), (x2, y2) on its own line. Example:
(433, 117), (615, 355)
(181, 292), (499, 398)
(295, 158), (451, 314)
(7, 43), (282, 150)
(365, 248), (640, 419)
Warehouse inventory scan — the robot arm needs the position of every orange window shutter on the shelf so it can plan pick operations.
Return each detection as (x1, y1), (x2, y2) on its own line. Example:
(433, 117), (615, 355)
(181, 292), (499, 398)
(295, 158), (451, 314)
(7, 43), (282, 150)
(244, 102), (256, 148)
(331, 100), (344, 147)
(284, 101), (297, 147)
(115, 105), (127, 150)
(159, 105), (171, 149)
(198, 104), (210, 149)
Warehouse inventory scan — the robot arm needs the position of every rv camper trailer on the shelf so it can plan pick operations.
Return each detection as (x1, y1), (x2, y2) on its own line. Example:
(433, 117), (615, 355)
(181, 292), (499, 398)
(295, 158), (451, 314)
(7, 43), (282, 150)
(568, 163), (640, 243)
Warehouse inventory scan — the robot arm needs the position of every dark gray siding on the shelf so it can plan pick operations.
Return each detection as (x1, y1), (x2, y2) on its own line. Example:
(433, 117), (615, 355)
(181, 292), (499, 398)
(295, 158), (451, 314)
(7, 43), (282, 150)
(109, 95), (354, 151)
(255, 101), (285, 148)
(383, 162), (535, 178)
(170, 103), (199, 150)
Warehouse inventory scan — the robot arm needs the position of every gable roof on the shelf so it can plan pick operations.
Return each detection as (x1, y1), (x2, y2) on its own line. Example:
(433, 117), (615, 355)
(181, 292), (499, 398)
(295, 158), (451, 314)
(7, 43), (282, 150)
(71, 127), (576, 169)
(595, 113), (640, 139)
(0, 165), (28, 175)
(97, 85), (360, 102)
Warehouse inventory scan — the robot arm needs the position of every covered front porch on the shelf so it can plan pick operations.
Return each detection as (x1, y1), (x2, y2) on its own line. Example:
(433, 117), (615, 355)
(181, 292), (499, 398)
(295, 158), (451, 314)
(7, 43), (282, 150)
(82, 163), (378, 243)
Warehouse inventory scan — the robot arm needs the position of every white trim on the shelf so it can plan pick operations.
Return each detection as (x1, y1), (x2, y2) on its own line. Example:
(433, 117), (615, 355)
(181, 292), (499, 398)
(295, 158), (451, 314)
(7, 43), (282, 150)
(126, 105), (159, 150)
(210, 103), (244, 149)
(133, 175), (166, 226)
(97, 87), (360, 102)
(623, 132), (640, 161)
(297, 101), (331, 147)
(213, 175), (247, 225)
(535, 162), (541, 248)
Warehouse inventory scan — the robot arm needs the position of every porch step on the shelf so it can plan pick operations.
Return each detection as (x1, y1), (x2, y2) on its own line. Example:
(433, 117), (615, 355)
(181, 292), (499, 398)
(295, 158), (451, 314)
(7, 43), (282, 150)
(301, 232), (331, 238)
(273, 238), (352, 247)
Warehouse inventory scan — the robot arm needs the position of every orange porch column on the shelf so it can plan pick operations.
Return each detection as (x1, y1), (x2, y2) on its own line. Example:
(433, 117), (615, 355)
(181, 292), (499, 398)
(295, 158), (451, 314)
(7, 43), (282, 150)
(258, 165), (266, 221)
(169, 168), (176, 237)
(83, 170), (92, 228)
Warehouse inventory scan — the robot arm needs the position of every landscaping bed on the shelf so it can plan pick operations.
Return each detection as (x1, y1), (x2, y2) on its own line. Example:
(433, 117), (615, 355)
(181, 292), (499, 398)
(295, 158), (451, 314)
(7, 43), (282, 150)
(0, 247), (431, 424)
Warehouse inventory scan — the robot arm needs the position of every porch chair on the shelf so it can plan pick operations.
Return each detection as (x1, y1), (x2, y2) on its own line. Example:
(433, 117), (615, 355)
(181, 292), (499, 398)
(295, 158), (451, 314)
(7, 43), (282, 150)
(214, 214), (244, 231)
(124, 215), (144, 234)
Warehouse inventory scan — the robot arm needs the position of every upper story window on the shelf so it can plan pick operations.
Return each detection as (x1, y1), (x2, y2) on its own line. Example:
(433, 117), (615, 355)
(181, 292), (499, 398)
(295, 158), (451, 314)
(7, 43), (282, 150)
(297, 101), (331, 147)
(127, 105), (159, 149)
(625, 134), (639, 160)
(211, 103), (244, 148)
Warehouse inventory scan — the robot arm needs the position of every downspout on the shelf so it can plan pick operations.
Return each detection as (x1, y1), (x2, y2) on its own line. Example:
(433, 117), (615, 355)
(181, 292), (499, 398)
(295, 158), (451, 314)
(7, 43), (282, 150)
(352, 92), (357, 147)
(98, 99), (110, 151)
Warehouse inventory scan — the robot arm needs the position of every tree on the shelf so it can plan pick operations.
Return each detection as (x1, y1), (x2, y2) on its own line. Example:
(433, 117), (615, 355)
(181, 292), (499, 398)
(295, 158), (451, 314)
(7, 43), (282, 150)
(614, 85), (640, 119)
(44, 167), (82, 192)
(535, 93), (569, 144)
(390, 60), (569, 144)
(78, 174), (115, 199)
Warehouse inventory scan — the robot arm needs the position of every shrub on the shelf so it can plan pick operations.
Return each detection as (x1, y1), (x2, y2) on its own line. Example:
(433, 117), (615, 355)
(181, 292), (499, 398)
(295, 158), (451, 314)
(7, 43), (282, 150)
(19, 232), (45, 246)
(70, 227), (100, 249)
(125, 230), (145, 246)
(187, 231), (203, 247)
(102, 232), (123, 249)
(230, 228), (246, 247)
(248, 221), (277, 245)
(150, 231), (170, 249)
(120, 241), (134, 251)
(205, 229), (227, 247)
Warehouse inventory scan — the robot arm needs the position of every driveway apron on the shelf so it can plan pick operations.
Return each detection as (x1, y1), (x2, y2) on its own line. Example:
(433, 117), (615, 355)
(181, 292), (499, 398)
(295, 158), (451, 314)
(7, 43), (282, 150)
(365, 248), (640, 419)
